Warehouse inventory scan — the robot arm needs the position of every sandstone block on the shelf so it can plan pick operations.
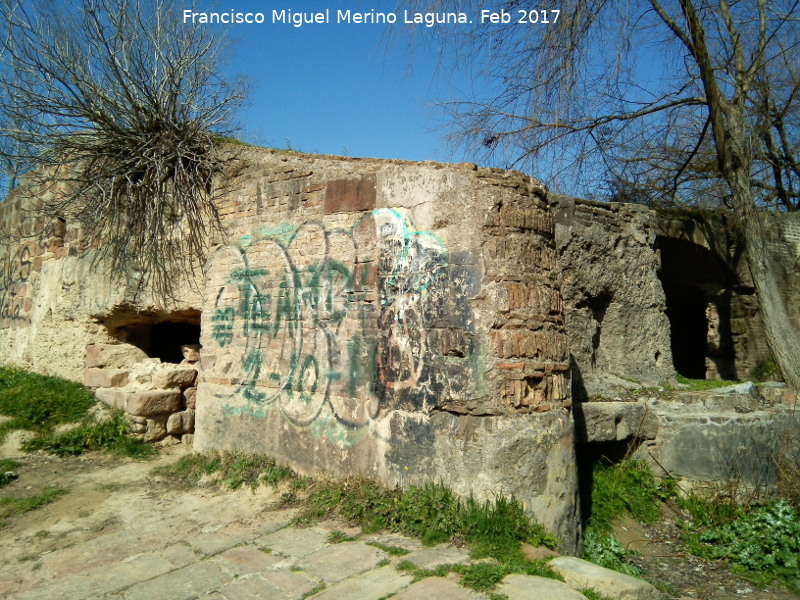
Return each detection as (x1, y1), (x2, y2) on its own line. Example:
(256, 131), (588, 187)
(143, 416), (168, 442)
(167, 409), (195, 435)
(153, 368), (197, 390)
(125, 390), (181, 417)
(95, 388), (125, 411)
(85, 343), (148, 368)
(83, 368), (129, 388)
(549, 556), (660, 600)
(183, 387), (197, 409)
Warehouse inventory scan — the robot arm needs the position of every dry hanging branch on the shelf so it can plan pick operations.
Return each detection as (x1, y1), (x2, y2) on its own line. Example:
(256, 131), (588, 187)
(0, 0), (247, 298)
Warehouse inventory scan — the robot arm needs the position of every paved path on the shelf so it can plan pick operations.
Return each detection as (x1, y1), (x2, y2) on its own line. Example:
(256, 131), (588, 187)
(0, 448), (655, 600)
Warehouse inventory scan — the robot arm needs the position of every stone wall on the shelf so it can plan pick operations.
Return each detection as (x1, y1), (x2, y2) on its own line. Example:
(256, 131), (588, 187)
(194, 149), (580, 549)
(0, 179), (204, 380)
(551, 195), (674, 398)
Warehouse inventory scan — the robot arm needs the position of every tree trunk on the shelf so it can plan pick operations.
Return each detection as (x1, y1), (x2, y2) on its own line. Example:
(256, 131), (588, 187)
(730, 171), (800, 390)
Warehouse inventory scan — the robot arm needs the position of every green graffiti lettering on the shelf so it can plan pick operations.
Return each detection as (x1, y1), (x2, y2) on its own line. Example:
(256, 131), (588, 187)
(211, 307), (235, 346)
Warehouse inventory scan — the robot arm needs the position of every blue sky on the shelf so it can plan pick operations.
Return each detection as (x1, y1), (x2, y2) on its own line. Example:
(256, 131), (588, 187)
(198, 0), (475, 163)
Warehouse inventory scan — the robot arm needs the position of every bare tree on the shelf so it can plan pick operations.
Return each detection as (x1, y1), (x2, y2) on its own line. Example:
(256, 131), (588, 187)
(0, 0), (246, 297)
(400, 0), (800, 388)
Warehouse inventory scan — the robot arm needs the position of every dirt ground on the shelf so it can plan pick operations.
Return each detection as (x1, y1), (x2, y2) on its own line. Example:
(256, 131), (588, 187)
(0, 446), (798, 600)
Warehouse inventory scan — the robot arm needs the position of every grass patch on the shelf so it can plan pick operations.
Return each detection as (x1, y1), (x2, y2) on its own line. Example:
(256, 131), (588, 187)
(582, 459), (676, 575)
(22, 416), (156, 459)
(153, 451), (296, 490)
(0, 458), (20, 487)
(0, 486), (68, 525)
(0, 366), (151, 459)
(675, 374), (739, 391)
(0, 366), (95, 440)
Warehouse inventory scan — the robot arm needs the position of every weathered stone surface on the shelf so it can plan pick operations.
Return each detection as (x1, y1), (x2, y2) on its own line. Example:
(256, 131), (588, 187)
(392, 577), (484, 599)
(551, 195), (674, 398)
(573, 401), (659, 443)
(183, 386), (197, 409)
(497, 574), (587, 600)
(313, 565), (412, 600)
(95, 388), (125, 411)
(152, 368), (197, 390)
(520, 544), (560, 561)
(295, 541), (386, 583)
(181, 433), (194, 445)
(83, 368), (129, 388)
(85, 343), (149, 369)
(549, 556), (660, 600)
(125, 390), (181, 417)
(143, 415), (168, 443)
(167, 409), (195, 435)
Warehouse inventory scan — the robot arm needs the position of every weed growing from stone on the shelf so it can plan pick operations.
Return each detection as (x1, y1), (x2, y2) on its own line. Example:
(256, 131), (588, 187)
(0, 367), (95, 440)
(366, 541), (410, 556)
(326, 530), (358, 544)
(0, 486), (68, 526)
(580, 589), (616, 600)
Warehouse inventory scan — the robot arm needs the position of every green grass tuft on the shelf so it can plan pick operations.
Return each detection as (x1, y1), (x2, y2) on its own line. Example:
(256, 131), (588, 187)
(675, 374), (739, 391)
(0, 486), (68, 525)
(0, 366), (96, 440)
(22, 416), (156, 459)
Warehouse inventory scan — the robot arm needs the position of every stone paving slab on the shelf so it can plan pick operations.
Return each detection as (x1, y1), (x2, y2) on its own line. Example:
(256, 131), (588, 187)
(0, 451), (667, 600)
(498, 574), (588, 600)
(312, 565), (414, 600)
(296, 541), (388, 583)
(392, 576), (485, 599)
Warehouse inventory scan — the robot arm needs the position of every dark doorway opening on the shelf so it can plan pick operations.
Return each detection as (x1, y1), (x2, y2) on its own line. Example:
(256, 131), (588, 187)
(100, 305), (201, 364)
(664, 289), (707, 379)
(657, 237), (736, 380)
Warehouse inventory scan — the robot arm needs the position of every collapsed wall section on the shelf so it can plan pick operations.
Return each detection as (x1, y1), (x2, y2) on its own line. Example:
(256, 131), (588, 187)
(195, 150), (580, 549)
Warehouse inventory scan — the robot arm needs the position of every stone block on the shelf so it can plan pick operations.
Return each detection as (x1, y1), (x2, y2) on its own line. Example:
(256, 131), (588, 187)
(549, 556), (660, 600)
(184, 387), (197, 409)
(85, 343), (148, 368)
(143, 416), (168, 443)
(181, 434), (194, 445)
(153, 368), (197, 390)
(125, 390), (181, 417)
(167, 410), (195, 435)
(95, 388), (125, 411)
(83, 368), (129, 389)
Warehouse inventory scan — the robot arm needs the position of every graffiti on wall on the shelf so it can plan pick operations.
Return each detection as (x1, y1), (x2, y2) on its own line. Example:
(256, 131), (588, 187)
(206, 208), (479, 432)
(0, 245), (32, 327)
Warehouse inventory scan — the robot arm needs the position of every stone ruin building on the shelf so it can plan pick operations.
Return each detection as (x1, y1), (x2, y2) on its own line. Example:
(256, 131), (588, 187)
(0, 147), (797, 551)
